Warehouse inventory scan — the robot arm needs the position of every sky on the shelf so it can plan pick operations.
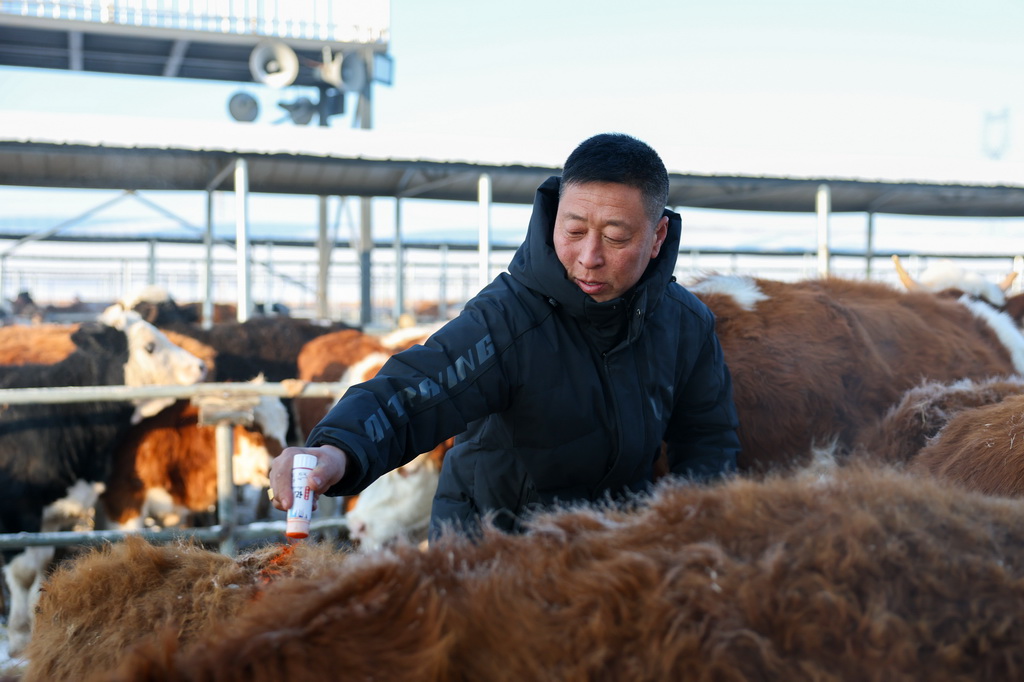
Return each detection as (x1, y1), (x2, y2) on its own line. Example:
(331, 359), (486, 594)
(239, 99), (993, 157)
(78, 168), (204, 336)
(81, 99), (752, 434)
(1, 0), (1024, 257)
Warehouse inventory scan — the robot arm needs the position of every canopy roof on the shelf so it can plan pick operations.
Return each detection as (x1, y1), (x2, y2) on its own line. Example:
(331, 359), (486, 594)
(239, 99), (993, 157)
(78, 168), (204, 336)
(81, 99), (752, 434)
(3, 112), (1024, 217)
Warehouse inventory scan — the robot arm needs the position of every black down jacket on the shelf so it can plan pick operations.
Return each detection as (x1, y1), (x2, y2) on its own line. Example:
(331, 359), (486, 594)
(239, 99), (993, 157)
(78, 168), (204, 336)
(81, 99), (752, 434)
(309, 176), (740, 535)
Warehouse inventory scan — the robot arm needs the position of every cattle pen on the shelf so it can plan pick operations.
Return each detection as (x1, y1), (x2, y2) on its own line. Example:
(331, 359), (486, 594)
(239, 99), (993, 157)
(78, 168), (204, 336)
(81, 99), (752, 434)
(0, 379), (351, 556)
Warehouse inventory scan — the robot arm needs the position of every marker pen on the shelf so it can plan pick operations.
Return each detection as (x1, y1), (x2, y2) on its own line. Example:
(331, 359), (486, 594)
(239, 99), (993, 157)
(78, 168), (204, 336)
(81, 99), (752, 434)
(286, 454), (318, 539)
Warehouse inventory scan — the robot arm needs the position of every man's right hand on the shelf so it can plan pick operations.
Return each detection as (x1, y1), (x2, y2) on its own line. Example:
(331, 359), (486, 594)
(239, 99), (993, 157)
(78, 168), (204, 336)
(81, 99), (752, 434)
(269, 443), (349, 512)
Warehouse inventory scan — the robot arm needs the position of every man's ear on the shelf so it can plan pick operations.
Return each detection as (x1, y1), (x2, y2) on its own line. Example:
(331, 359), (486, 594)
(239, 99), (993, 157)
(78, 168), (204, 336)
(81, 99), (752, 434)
(651, 216), (669, 258)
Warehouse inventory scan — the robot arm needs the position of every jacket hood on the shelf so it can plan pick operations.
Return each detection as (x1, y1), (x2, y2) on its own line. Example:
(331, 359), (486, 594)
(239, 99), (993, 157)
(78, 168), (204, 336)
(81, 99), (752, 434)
(507, 175), (682, 320)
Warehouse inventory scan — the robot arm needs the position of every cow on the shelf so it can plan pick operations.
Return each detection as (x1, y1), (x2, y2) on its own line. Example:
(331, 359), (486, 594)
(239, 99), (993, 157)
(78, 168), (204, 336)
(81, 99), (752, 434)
(21, 464), (1024, 682)
(20, 536), (346, 682)
(291, 322), (443, 442)
(98, 380), (290, 531)
(0, 322), (218, 377)
(855, 375), (1024, 466)
(907, 392), (1024, 497)
(111, 290), (355, 384)
(291, 328), (388, 442)
(343, 439), (453, 551)
(686, 273), (1024, 472)
(112, 291), (357, 447)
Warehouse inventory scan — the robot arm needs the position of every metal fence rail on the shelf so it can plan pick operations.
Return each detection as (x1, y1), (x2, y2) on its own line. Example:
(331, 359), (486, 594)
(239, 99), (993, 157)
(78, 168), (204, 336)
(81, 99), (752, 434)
(0, 380), (351, 555)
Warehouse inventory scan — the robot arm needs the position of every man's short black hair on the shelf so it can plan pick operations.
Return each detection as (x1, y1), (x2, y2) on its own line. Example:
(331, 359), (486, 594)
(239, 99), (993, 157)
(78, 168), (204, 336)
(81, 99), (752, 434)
(560, 133), (670, 224)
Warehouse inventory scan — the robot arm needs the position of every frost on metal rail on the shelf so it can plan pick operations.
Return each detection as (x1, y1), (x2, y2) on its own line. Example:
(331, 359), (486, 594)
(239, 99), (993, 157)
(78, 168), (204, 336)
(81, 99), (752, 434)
(0, 0), (391, 44)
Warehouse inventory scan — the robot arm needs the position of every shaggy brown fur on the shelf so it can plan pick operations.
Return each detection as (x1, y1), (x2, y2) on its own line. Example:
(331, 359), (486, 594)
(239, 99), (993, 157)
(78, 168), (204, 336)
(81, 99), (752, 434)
(24, 466), (1024, 682)
(22, 537), (347, 682)
(855, 375), (1024, 465)
(909, 393), (1024, 497)
(692, 276), (1022, 472)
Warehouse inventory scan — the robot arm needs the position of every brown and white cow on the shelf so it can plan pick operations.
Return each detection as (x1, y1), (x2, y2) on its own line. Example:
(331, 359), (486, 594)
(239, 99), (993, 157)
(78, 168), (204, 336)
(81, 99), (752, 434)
(291, 322), (443, 442)
(23, 464), (1024, 682)
(343, 438), (453, 551)
(687, 273), (1024, 472)
(99, 378), (290, 531)
(291, 329), (388, 442)
(0, 322), (219, 379)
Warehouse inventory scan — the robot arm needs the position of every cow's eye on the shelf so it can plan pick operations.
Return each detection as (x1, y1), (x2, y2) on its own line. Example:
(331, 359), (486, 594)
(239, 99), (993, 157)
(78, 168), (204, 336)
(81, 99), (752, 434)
(145, 341), (156, 353)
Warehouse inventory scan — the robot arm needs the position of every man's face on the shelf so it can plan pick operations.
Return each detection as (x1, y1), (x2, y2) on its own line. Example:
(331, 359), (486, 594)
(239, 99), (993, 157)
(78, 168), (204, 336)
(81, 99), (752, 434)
(553, 182), (668, 302)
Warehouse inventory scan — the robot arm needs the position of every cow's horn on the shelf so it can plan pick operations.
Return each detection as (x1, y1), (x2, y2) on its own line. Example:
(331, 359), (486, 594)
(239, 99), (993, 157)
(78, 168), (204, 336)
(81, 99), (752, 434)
(891, 255), (920, 290)
(998, 271), (1018, 292)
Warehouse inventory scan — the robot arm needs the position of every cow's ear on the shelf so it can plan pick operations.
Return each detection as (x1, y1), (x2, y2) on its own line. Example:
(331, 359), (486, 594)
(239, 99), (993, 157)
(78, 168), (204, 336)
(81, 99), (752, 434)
(71, 322), (127, 355)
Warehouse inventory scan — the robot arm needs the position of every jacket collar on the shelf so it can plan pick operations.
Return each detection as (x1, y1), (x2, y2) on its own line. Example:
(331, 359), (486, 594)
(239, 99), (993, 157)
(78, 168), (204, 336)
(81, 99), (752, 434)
(508, 175), (682, 324)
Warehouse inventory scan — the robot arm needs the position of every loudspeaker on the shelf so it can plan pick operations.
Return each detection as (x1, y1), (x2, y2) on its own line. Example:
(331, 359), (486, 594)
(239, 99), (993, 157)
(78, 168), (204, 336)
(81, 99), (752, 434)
(278, 97), (316, 125)
(249, 39), (299, 89)
(228, 91), (259, 122)
(316, 47), (367, 92)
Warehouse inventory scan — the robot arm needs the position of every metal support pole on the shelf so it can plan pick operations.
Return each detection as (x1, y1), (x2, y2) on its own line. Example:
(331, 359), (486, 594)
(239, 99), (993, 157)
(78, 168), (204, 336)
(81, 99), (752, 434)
(357, 71), (375, 327)
(359, 199), (373, 325)
(317, 196), (330, 320)
(215, 420), (236, 556)
(439, 244), (449, 320)
(147, 239), (157, 286)
(203, 190), (215, 329)
(234, 158), (251, 323)
(816, 184), (831, 277)
(264, 241), (275, 309)
(122, 258), (133, 295)
(478, 173), (492, 291)
(865, 211), (875, 279)
(394, 197), (404, 324)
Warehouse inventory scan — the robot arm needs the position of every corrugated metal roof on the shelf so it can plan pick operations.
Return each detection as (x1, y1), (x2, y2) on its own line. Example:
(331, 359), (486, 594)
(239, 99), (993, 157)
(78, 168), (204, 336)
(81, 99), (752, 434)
(4, 112), (1024, 216)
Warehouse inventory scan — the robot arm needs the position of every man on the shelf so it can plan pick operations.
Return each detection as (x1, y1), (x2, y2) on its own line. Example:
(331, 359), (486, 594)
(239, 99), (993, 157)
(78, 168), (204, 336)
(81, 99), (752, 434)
(270, 133), (740, 538)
